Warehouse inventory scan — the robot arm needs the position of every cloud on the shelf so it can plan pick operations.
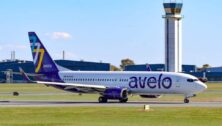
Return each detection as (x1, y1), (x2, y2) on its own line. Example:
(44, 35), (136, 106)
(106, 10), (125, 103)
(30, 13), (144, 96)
(46, 32), (72, 40)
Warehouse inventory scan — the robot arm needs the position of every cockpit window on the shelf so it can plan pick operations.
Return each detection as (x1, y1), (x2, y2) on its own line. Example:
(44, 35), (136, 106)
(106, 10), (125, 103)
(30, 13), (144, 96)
(187, 79), (198, 82)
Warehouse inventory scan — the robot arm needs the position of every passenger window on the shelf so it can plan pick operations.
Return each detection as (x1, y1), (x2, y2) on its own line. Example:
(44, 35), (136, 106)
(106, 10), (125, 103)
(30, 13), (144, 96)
(187, 79), (193, 82)
(187, 78), (199, 82)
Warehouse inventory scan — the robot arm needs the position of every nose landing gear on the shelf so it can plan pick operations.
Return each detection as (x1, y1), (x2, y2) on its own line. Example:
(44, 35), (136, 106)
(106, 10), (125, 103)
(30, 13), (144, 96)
(184, 94), (196, 104)
(184, 98), (189, 103)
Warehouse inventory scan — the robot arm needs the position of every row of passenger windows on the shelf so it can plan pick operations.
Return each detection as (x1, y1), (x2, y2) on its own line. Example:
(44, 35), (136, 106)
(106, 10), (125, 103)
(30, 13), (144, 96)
(62, 77), (171, 83)
(63, 77), (199, 83)
(62, 77), (128, 82)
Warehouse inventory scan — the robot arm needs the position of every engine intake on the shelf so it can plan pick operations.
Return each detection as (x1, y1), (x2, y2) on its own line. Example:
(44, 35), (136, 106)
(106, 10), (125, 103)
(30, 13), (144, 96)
(103, 88), (128, 100)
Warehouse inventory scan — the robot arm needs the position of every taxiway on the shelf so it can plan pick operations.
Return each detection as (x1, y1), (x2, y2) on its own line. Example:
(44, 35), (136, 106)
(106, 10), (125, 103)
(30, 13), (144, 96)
(0, 100), (221, 107)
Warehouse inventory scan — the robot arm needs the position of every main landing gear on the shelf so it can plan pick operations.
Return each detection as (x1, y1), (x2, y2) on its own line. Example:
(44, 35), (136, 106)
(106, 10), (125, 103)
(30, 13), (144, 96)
(119, 98), (128, 103)
(184, 94), (196, 104)
(98, 96), (128, 103)
(98, 96), (107, 103)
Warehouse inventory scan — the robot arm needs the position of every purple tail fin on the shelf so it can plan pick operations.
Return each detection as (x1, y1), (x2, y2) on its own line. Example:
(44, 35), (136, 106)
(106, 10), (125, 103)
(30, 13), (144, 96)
(28, 32), (62, 82)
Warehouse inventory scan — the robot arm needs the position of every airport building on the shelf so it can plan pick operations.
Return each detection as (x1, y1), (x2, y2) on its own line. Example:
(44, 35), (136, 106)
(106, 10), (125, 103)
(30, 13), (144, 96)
(124, 64), (196, 73)
(0, 59), (110, 83)
(124, 64), (222, 82)
(1, 59), (222, 83)
(205, 67), (222, 73)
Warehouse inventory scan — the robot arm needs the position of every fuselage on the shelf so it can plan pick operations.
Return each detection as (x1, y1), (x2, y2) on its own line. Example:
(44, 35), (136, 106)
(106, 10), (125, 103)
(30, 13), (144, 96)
(58, 71), (207, 96)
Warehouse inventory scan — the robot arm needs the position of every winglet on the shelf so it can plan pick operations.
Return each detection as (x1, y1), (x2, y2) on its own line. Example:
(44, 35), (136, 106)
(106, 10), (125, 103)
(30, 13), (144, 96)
(19, 67), (34, 83)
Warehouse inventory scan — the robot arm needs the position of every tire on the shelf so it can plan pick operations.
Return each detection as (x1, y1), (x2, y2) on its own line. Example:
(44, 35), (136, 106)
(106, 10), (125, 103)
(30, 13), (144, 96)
(13, 92), (19, 96)
(119, 98), (128, 103)
(98, 96), (107, 103)
(184, 98), (189, 103)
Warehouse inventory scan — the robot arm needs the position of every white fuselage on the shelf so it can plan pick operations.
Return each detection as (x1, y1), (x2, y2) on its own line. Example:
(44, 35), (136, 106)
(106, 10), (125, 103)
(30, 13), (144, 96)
(58, 71), (206, 96)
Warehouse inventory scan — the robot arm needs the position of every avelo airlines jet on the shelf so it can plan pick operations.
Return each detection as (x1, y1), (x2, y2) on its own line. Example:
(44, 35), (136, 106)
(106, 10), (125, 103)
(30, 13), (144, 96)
(27, 32), (207, 103)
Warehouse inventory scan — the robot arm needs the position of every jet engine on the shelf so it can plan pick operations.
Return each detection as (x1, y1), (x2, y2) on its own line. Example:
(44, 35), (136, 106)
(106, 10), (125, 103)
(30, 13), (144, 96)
(98, 88), (128, 103)
(103, 87), (128, 100)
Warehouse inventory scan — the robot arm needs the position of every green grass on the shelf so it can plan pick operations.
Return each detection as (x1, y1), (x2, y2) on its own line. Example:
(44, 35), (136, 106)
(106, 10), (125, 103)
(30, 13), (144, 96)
(0, 84), (221, 126)
(206, 83), (222, 90)
(0, 83), (221, 102)
(0, 84), (64, 93)
(0, 107), (221, 126)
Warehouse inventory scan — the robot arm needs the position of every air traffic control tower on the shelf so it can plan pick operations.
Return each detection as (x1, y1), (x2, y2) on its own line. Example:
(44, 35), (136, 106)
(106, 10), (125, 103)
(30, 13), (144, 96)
(163, 1), (183, 72)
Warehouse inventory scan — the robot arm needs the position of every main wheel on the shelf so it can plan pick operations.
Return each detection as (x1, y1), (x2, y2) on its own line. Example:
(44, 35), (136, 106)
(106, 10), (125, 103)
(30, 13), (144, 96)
(98, 96), (107, 103)
(184, 98), (189, 103)
(119, 98), (128, 103)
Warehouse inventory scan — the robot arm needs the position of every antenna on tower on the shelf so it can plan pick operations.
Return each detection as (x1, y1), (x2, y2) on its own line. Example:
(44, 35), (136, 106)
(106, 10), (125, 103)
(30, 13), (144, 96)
(62, 50), (65, 60)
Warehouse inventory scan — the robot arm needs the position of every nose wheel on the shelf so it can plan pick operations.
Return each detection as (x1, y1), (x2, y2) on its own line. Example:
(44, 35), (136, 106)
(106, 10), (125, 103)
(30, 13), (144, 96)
(184, 98), (189, 103)
(184, 94), (196, 103)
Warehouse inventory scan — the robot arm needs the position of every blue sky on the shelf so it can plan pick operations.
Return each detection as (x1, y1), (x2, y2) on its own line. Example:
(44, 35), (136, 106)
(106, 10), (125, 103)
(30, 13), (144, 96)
(0, 0), (222, 67)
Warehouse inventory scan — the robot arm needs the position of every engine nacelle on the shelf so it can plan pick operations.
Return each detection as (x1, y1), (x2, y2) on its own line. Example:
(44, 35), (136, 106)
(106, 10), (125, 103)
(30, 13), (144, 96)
(103, 88), (128, 100)
(140, 94), (161, 98)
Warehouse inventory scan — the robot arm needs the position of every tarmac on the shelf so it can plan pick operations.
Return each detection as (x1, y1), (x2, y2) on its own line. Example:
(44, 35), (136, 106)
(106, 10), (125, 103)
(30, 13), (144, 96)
(0, 100), (222, 107)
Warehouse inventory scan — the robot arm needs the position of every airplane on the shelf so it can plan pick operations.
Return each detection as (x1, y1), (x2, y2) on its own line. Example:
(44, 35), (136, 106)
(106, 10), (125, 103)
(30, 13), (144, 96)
(27, 32), (207, 103)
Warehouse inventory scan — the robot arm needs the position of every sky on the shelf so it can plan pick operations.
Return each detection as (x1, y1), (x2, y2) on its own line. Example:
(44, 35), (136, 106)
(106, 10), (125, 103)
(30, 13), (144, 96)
(0, 0), (222, 67)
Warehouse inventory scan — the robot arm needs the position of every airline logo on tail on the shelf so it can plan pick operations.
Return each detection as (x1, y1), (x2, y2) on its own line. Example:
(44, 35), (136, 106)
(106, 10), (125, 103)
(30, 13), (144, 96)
(29, 34), (45, 73)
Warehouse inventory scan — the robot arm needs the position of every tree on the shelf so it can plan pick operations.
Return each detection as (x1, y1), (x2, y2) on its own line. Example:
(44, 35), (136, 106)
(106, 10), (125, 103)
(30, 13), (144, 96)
(197, 64), (211, 72)
(120, 58), (135, 70)
(110, 65), (121, 71)
(202, 64), (211, 69)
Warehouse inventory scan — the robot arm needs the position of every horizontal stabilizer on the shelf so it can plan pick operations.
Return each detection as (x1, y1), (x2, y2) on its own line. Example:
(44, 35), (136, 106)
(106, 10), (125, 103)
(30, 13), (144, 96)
(19, 67), (35, 83)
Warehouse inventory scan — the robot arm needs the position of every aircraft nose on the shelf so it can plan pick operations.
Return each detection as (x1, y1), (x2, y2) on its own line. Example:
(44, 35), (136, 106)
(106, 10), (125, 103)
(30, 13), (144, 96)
(198, 82), (207, 92)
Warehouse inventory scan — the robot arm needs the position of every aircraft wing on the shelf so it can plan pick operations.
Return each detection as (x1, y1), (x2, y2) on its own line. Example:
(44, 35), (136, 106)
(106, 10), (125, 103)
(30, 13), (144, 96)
(36, 81), (107, 93)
